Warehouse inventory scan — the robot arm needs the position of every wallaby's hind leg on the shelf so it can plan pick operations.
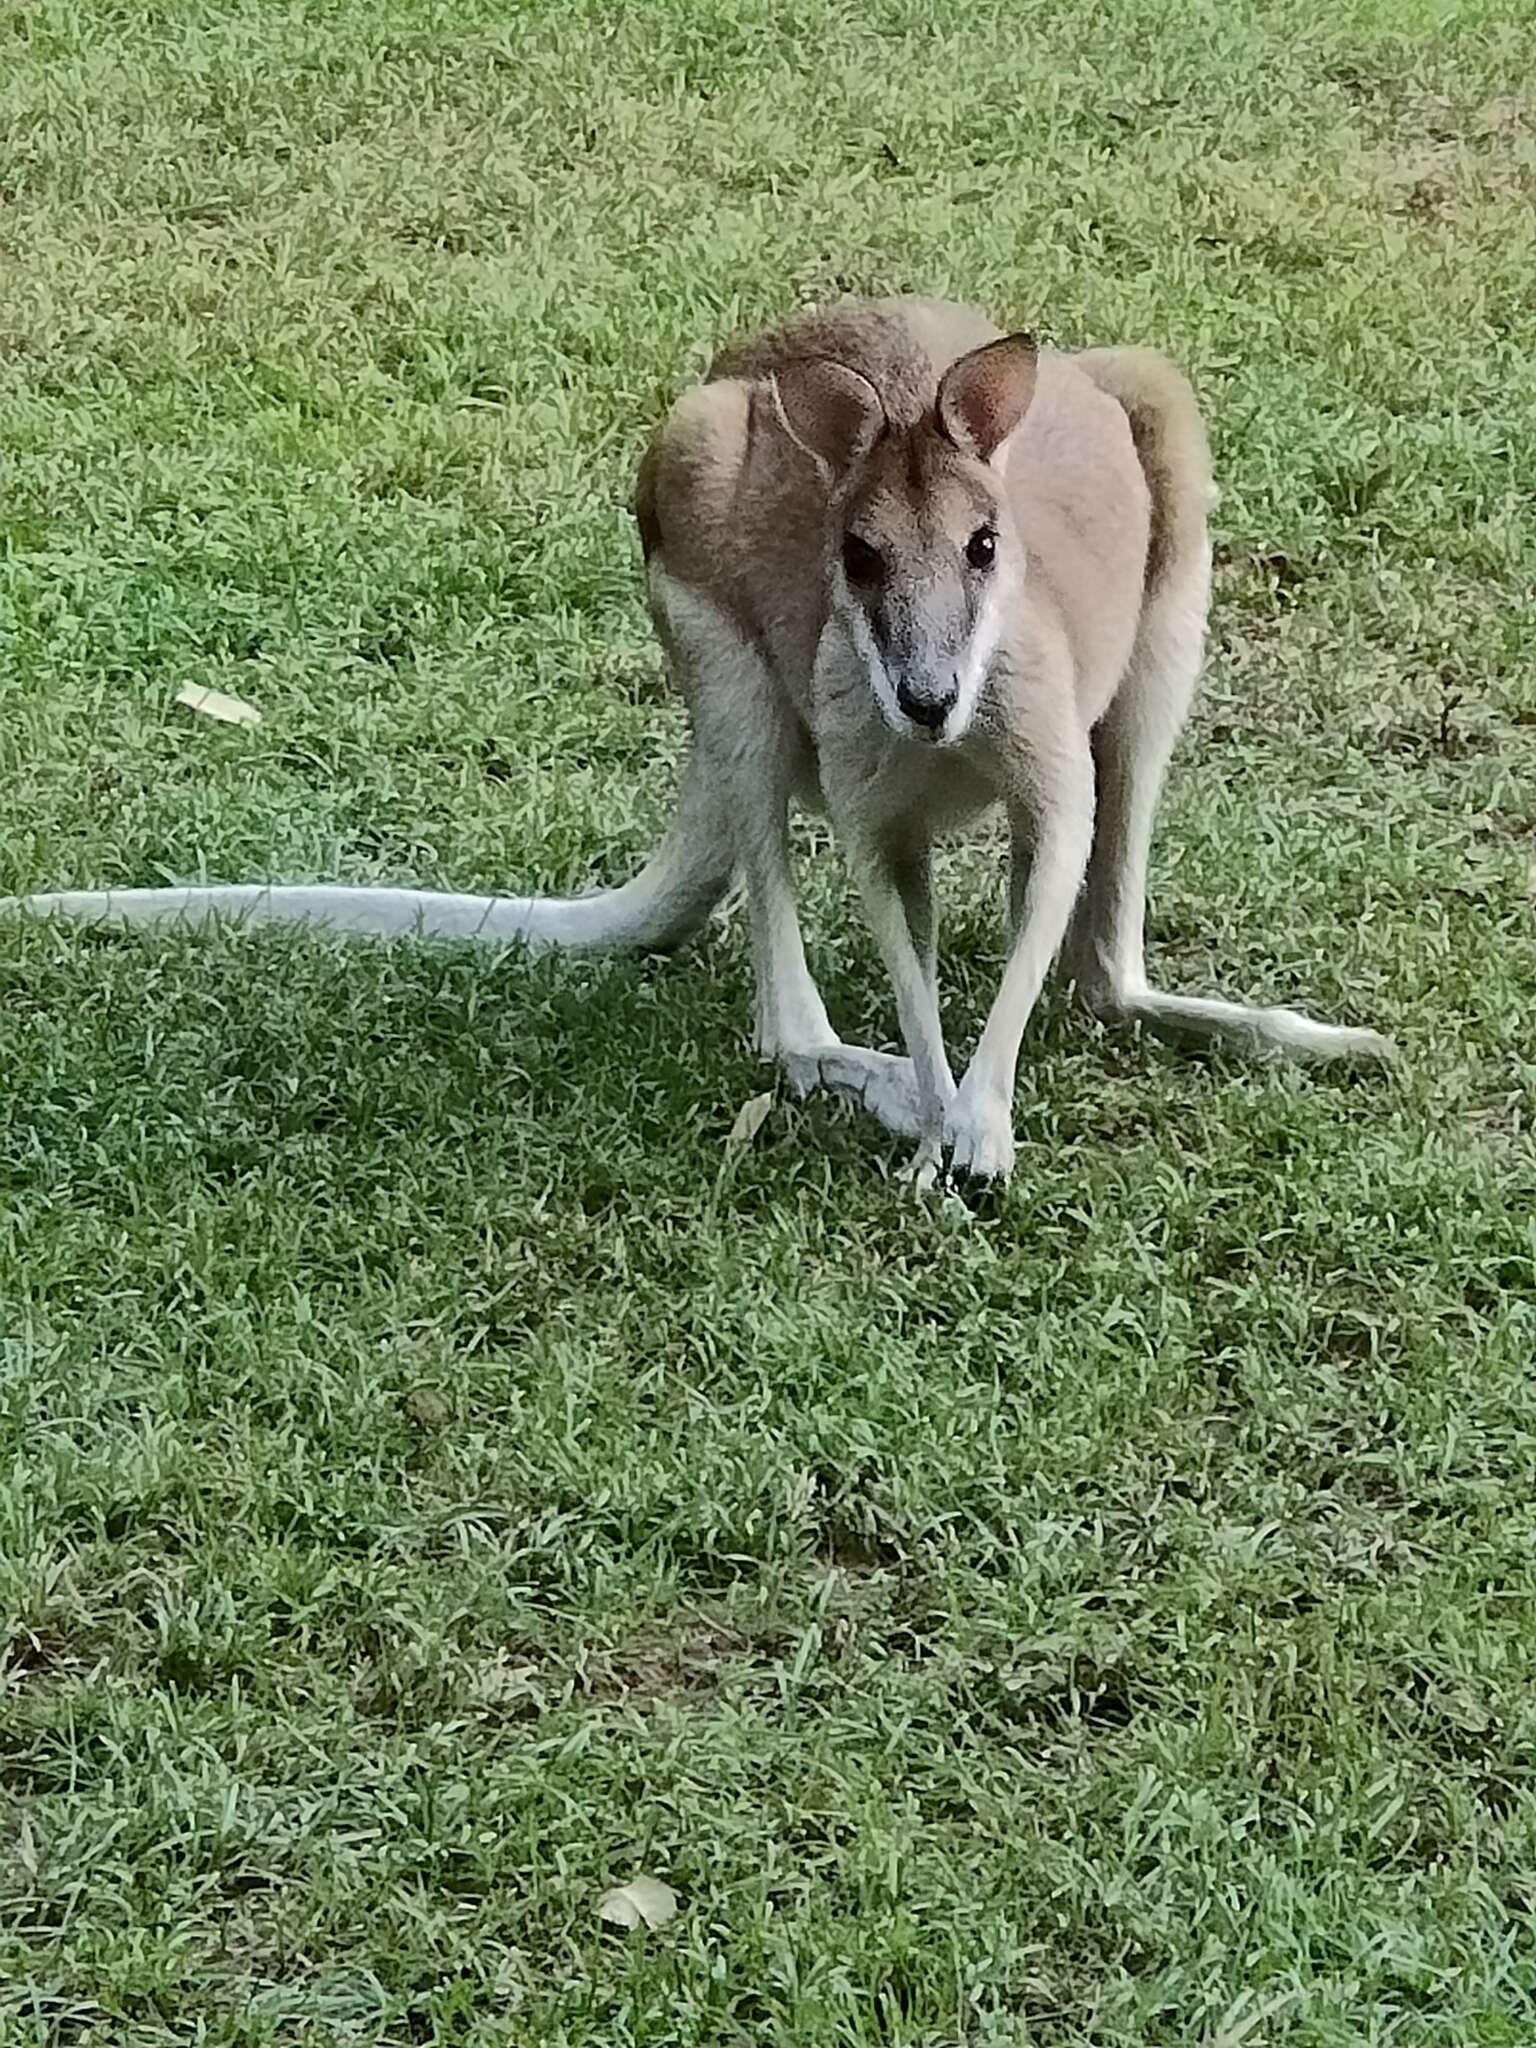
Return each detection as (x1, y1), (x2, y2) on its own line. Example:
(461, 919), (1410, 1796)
(1059, 573), (1202, 1007)
(650, 569), (926, 1140)
(1063, 575), (1391, 1061)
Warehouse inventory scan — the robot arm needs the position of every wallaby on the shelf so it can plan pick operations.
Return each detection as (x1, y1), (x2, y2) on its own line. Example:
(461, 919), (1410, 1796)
(7, 296), (1390, 1182)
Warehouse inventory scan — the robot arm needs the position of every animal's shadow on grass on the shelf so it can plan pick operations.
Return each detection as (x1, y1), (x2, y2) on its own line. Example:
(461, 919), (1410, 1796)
(4, 921), (767, 1191)
(5, 906), (1393, 1217)
(205, 931), (761, 1163)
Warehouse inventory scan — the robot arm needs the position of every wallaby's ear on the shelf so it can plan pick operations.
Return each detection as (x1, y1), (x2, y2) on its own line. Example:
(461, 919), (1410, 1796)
(937, 333), (1038, 466)
(770, 358), (885, 478)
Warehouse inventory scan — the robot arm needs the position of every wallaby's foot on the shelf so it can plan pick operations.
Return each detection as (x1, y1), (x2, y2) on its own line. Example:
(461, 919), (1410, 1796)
(896, 1134), (944, 1192)
(1084, 982), (1395, 1063)
(778, 1043), (925, 1139)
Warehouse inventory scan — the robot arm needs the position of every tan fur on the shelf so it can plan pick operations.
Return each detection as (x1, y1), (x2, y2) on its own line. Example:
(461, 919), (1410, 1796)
(1074, 346), (1214, 594)
(637, 296), (1388, 1181)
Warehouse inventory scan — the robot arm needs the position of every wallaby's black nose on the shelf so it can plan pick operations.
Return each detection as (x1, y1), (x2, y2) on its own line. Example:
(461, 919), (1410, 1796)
(896, 680), (955, 730)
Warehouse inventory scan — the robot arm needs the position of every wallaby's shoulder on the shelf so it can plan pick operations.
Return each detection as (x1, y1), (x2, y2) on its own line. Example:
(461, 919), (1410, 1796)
(707, 297), (921, 383)
(635, 371), (755, 566)
(635, 296), (928, 566)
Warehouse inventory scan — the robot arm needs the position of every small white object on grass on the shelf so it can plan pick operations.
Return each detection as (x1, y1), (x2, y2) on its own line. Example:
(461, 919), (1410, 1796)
(724, 1091), (775, 1152)
(175, 684), (263, 728)
(596, 1876), (679, 1931)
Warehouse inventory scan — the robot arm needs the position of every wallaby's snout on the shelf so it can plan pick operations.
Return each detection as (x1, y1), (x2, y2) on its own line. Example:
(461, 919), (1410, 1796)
(848, 524), (999, 746)
(865, 560), (974, 742)
(862, 508), (1012, 746)
(895, 673), (958, 734)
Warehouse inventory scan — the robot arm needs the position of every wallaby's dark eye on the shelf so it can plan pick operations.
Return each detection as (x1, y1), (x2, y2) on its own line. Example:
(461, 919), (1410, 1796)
(841, 533), (884, 587)
(966, 525), (997, 572)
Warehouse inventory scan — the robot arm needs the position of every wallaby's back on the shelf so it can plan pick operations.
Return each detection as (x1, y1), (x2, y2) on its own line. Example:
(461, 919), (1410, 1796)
(1072, 348), (1213, 596)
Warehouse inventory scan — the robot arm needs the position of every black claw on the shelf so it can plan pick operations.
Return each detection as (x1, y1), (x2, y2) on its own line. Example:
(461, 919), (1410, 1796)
(940, 1159), (1007, 1213)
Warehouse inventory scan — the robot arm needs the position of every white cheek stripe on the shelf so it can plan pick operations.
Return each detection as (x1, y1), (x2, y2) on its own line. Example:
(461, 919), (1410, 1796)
(951, 582), (1004, 737)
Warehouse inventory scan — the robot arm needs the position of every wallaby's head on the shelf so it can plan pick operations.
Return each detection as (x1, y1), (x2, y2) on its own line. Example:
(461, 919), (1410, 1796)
(772, 333), (1037, 746)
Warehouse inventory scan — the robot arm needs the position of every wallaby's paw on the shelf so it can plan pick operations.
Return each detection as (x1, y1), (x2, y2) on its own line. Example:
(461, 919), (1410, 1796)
(941, 1082), (1016, 1186)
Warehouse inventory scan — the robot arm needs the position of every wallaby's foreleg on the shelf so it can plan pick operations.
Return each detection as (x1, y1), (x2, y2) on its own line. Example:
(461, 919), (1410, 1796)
(738, 773), (929, 1140)
(944, 736), (1097, 1183)
(824, 795), (958, 1172)
(650, 568), (834, 1060)
(892, 846), (939, 1004)
(1007, 823), (1031, 943)
(847, 846), (958, 1171)
(1064, 579), (1391, 1061)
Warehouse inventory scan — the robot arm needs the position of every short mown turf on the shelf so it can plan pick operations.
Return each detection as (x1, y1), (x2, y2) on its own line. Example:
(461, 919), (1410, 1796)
(2, 2), (1534, 2042)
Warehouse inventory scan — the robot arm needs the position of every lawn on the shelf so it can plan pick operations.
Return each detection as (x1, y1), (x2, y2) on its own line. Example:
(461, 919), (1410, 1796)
(2, 0), (1535, 2041)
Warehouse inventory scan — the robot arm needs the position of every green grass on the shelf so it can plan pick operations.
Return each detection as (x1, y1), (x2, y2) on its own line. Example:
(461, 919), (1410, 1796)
(2, 0), (1535, 2041)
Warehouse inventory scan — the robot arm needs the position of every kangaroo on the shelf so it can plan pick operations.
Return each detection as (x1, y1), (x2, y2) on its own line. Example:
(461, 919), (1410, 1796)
(7, 296), (1390, 1182)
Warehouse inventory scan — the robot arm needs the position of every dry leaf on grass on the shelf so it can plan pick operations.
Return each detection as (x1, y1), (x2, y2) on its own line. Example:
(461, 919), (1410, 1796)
(175, 684), (262, 728)
(596, 1875), (679, 1931)
(724, 1091), (774, 1152)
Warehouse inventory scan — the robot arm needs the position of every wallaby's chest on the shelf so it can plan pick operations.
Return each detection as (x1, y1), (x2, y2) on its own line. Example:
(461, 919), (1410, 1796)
(795, 721), (998, 842)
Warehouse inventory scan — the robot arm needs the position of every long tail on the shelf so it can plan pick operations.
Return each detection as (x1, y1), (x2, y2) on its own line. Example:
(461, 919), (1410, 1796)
(5, 749), (735, 953)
